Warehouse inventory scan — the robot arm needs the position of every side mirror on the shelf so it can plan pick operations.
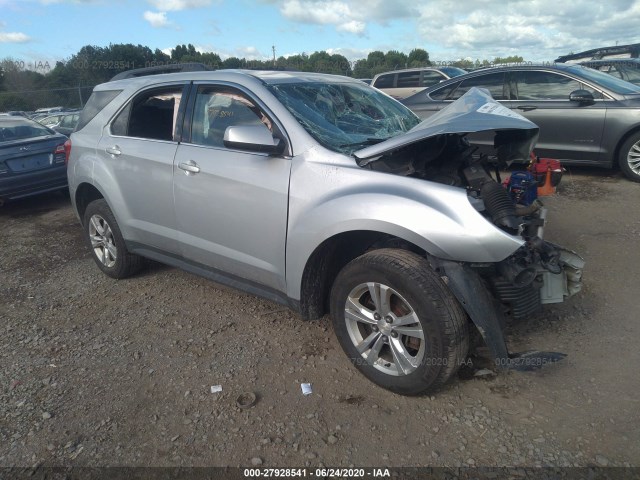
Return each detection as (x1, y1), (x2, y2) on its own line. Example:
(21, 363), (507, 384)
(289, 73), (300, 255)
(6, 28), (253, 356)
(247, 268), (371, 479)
(223, 125), (285, 155)
(569, 89), (595, 105)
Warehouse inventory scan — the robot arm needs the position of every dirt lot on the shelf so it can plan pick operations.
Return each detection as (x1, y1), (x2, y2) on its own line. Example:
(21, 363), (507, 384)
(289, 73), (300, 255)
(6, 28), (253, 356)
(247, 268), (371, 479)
(1, 167), (639, 469)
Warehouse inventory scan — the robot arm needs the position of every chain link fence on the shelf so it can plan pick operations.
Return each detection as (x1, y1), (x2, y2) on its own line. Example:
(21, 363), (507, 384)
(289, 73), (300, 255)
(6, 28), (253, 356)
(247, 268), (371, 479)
(0, 86), (96, 113)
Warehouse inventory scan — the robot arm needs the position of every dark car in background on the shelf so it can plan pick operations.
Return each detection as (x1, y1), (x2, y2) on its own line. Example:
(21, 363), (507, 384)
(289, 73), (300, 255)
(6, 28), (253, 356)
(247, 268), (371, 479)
(402, 64), (640, 182)
(579, 59), (640, 86)
(0, 116), (68, 204)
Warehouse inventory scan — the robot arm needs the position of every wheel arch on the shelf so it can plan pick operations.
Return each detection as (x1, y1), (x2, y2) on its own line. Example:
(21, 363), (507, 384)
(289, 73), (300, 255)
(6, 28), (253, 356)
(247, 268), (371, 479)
(297, 230), (425, 320)
(614, 126), (640, 166)
(74, 182), (105, 225)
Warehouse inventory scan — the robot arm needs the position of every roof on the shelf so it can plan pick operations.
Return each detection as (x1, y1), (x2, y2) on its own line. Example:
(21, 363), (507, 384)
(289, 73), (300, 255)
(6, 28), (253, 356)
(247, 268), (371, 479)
(471, 63), (579, 72)
(96, 69), (360, 91)
(371, 67), (454, 78)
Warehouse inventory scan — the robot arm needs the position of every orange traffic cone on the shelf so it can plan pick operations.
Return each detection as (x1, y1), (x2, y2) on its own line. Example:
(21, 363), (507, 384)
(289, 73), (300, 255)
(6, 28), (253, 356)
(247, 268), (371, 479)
(537, 168), (555, 196)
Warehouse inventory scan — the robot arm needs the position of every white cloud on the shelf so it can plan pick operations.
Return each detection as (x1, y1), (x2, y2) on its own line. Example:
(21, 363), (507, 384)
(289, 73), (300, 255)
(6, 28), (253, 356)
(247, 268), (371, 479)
(336, 20), (365, 35)
(413, 0), (640, 61)
(208, 45), (270, 61)
(270, 0), (640, 61)
(325, 47), (371, 61)
(0, 32), (31, 43)
(147, 0), (212, 11)
(281, 0), (350, 24)
(280, 0), (368, 35)
(143, 10), (171, 27)
(236, 46), (267, 60)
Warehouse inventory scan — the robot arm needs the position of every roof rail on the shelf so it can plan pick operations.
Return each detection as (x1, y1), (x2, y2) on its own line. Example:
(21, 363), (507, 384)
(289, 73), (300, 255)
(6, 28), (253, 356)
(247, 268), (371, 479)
(110, 62), (211, 81)
(554, 43), (640, 63)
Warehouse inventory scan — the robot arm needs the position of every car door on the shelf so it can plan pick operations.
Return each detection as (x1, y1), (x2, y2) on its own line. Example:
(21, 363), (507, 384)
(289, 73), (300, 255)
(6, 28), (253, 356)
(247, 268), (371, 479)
(173, 83), (291, 292)
(509, 70), (607, 162)
(98, 83), (188, 254)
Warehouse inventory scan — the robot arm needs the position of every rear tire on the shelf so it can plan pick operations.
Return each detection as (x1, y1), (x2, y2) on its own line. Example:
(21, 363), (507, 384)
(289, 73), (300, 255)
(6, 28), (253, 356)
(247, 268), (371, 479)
(83, 199), (143, 279)
(618, 132), (640, 182)
(330, 249), (469, 395)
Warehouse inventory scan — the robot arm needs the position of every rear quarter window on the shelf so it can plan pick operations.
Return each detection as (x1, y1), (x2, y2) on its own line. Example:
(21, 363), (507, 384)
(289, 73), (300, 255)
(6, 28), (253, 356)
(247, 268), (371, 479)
(373, 74), (395, 89)
(76, 90), (122, 132)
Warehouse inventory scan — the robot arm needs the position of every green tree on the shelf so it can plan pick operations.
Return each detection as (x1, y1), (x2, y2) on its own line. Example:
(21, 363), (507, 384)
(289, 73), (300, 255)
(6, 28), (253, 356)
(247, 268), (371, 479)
(493, 55), (524, 64)
(351, 58), (371, 78)
(408, 48), (430, 67)
(384, 50), (408, 70)
(222, 57), (243, 69)
(170, 44), (221, 68)
(363, 51), (387, 76)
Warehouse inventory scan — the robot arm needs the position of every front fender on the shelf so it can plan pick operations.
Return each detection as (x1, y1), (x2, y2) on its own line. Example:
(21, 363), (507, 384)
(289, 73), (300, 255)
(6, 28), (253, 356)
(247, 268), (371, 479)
(285, 152), (523, 300)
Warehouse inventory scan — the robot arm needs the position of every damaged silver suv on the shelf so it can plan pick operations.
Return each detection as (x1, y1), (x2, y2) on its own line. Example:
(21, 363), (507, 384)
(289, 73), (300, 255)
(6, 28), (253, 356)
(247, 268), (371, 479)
(67, 70), (584, 395)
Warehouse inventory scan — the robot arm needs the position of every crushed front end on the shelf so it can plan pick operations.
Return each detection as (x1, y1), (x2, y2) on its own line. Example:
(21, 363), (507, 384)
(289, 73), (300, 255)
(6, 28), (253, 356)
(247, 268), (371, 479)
(356, 87), (585, 370)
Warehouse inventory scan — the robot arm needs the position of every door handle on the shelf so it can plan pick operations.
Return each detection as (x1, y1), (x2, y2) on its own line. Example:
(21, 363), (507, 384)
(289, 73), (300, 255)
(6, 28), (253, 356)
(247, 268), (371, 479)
(105, 145), (121, 156)
(517, 106), (537, 112)
(178, 160), (200, 175)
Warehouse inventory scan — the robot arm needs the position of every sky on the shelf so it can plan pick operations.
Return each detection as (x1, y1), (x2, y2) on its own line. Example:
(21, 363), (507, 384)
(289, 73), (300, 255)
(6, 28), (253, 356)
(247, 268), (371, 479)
(1, 0), (640, 71)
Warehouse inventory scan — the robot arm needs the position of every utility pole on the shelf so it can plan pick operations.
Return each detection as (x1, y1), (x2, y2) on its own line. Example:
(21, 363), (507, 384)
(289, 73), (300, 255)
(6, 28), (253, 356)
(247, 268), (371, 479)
(78, 82), (84, 108)
(272, 45), (276, 67)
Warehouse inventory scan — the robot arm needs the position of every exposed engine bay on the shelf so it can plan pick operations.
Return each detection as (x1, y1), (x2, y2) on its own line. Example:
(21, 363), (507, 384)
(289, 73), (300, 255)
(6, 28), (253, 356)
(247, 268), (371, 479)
(354, 88), (584, 369)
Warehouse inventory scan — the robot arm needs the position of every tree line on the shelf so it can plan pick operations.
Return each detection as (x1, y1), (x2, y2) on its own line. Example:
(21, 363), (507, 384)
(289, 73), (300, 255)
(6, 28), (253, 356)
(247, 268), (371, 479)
(0, 42), (523, 111)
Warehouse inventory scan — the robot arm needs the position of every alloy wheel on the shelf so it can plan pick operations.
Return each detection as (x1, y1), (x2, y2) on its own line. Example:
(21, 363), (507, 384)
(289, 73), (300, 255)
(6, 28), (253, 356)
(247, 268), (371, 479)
(627, 139), (640, 175)
(344, 282), (426, 376)
(88, 214), (117, 268)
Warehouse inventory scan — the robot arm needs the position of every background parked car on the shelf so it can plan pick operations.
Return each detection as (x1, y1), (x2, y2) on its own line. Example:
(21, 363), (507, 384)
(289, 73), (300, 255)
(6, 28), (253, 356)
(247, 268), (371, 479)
(578, 59), (640, 86)
(0, 116), (68, 204)
(371, 67), (467, 99)
(50, 113), (80, 136)
(402, 63), (640, 182)
(33, 106), (64, 116)
(38, 113), (67, 128)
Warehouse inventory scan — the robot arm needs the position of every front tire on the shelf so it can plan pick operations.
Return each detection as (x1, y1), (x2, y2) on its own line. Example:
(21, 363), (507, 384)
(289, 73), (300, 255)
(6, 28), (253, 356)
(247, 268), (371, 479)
(83, 199), (143, 279)
(330, 249), (469, 395)
(618, 132), (640, 182)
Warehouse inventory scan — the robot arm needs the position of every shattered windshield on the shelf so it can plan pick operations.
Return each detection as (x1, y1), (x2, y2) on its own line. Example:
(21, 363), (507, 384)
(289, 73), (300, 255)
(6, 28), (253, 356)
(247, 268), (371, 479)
(267, 81), (420, 154)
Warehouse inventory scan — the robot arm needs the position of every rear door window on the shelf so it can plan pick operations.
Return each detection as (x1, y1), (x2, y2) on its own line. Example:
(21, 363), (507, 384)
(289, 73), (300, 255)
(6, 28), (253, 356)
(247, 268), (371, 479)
(397, 71), (420, 88)
(421, 71), (446, 87)
(111, 86), (185, 141)
(428, 82), (461, 100)
(514, 71), (581, 100)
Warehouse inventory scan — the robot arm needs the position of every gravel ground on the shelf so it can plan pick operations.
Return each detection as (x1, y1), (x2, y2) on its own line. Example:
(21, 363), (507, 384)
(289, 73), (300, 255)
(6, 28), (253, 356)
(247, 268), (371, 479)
(0, 167), (639, 469)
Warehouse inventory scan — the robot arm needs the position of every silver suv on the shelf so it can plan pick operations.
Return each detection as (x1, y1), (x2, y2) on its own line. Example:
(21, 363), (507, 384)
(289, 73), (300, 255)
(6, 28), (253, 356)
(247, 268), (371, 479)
(67, 70), (584, 395)
(372, 67), (467, 99)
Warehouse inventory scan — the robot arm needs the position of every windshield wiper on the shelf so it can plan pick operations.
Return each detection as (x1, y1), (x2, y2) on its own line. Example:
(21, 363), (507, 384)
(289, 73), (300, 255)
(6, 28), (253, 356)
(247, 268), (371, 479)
(339, 137), (387, 149)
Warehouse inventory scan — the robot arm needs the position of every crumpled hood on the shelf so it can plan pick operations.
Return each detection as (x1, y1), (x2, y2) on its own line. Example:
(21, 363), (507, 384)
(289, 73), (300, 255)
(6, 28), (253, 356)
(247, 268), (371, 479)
(354, 87), (539, 166)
